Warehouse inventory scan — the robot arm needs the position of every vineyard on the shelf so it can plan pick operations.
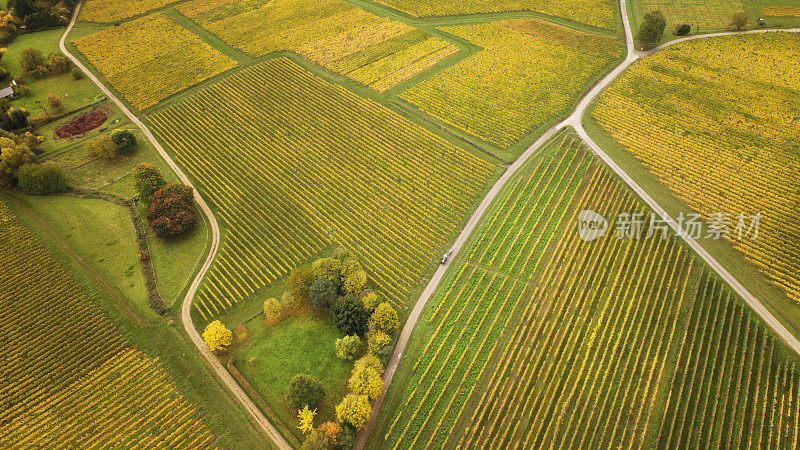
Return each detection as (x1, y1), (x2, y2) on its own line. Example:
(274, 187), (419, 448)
(402, 19), (622, 148)
(73, 13), (237, 110)
(146, 57), (495, 320)
(591, 33), (800, 304)
(374, 0), (617, 30)
(176, 0), (458, 91)
(374, 131), (800, 448)
(634, 0), (747, 31)
(0, 201), (216, 447)
(762, 5), (800, 16)
(79, 0), (176, 22)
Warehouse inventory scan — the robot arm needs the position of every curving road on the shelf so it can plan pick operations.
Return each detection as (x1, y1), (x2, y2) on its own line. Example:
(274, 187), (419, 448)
(60, 3), (291, 449)
(356, 2), (800, 448)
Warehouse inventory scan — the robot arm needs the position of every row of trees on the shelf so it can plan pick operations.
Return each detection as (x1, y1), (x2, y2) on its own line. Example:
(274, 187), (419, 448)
(19, 48), (71, 79)
(0, 129), (67, 195)
(133, 163), (198, 239)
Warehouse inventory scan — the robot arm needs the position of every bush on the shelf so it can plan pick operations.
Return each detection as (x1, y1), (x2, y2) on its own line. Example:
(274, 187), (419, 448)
(332, 424), (357, 450)
(234, 324), (247, 343)
(335, 394), (371, 429)
(11, 84), (30, 98)
(46, 94), (62, 110)
(368, 330), (391, 356)
(288, 266), (313, 300)
(361, 290), (380, 313)
(343, 268), (367, 295)
(307, 277), (337, 311)
(17, 163), (67, 195)
(371, 302), (399, 335)
(71, 67), (83, 80)
(7, 106), (29, 129)
(312, 257), (343, 289)
(636, 11), (667, 49)
(335, 334), (362, 360)
(146, 184), (198, 239)
(287, 374), (325, 410)
(263, 297), (282, 324)
(133, 163), (166, 203)
(0, 144), (36, 188)
(674, 23), (691, 36)
(280, 291), (299, 309)
(354, 354), (384, 376)
(730, 12), (749, 30)
(111, 129), (137, 155)
(348, 362), (382, 401)
(47, 52), (71, 74)
(85, 134), (117, 159)
(0, 67), (9, 82)
(331, 294), (370, 336)
(19, 48), (45, 76)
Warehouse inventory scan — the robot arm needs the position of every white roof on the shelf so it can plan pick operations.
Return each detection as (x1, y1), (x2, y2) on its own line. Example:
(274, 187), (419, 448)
(0, 87), (13, 98)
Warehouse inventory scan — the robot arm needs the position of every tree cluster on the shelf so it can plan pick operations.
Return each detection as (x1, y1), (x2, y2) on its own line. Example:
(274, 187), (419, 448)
(146, 184), (199, 239)
(0, 129), (48, 190)
(85, 129), (137, 159)
(8, 0), (73, 29)
(17, 163), (67, 195)
(19, 48), (71, 79)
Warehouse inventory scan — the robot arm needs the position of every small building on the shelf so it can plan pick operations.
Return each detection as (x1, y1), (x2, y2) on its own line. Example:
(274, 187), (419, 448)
(0, 86), (13, 99)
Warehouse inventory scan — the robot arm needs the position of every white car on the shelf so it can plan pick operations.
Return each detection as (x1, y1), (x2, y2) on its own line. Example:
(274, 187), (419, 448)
(440, 248), (453, 265)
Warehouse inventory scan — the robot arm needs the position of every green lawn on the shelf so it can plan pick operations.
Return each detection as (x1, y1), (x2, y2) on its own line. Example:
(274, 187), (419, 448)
(2, 28), (104, 120)
(232, 313), (353, 442)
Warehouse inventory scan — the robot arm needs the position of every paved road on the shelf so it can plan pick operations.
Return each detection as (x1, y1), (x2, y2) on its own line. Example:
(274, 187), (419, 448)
(60, 4), (291, 449)
(356, 3), (800, 448)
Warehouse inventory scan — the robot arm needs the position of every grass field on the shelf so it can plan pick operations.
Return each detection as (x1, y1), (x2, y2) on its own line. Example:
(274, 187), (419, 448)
(232, 314), (352, 442)
(79, 0), (178, 22)
(592, 32), (800, 305)
(73, 13), (237, 110)
(371, 131), (800, 448)
(176, 0), (458, 92)
(401, 19), (622, 149)
(375, 0), (617, 30)
(0, 201), (217, 447)
(146, 57), (496, 321)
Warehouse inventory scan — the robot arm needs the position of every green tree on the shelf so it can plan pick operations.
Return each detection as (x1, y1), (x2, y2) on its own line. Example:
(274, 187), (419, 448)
(312, 257), (343, 289)
(111, 129), (137, 155)
(17, 163), (68, 195)
(331, 294), (370, 336)
(19, 48), (45, 76)
(288, 266), (313, 300)
(133, 162), (166, 203)
(335, 394), (371, 429)
(371, 302), (399, 335)
(636, 11), (667, 49)
(335, 334), (362, 360)
(287, 374), (325, 410)
(85, 134), (117, 159)
(730, 12), (749, 30)
(307, 277), (337, 311)
(0, 144), (35, 188)
(7, 107), (29, 129)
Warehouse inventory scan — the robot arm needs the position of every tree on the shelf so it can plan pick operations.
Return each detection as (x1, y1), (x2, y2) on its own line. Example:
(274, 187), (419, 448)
(234, 324), (247, 343)
(288, 266), (313, 300)
(371, 302), (399, 335)
(85, 134), (117, 159)
(47, 52), (70, 74)
(348, 363), (382, 400)
(361, 290), (380, 313)
(111, 129), (137, 155)
(19, 48), (45, 76)
(368, 330), (391, 356)
(0, 144), (35, 188)
(335, 394), (371, 429)
(287, 374), (325, 410)
(674, 23), (691, 36)
(263, 297), (282, 324)
(301, 430), (327, 450)
(331, 294), (370, 336)
(318, 422), (340, 447)
(730, 12), (749, 30)
(146, 184), (198, 239)
(307, 277), (337, 311)
(133, 163), (166, 203)
(9, 0), (35, 21)
(312, 257), (343, 288)
(333, 424), (357, 450)
(17, 163), (67, 195)
(297, 405), (316, 435)
(45, 94), (62, 110)
(354, 354), (384, 376)
(202, 320), (232, 352)
(636, 11), (667, 49)
(7, 106), (29, 129)
(335, 334), (362, 360)
(343, 268), (367, 295)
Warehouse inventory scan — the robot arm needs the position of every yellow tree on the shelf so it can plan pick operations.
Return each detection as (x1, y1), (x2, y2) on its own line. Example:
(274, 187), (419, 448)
(348, 364), (382, 401)
(371, 302), (399, 335)
(202, 320), (232, 352)
(335, 394), (372, 429)
(297, 405), (316, 434)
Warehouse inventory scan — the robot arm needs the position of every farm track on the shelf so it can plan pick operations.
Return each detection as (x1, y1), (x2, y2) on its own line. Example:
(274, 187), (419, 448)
(60, 3), (291, 449)
(358, 1), (800, 447)
(55, 0), (800, 448)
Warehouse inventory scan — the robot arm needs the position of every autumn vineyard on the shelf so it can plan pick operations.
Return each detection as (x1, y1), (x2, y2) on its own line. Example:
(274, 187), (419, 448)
(2, 0), (799, 447)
